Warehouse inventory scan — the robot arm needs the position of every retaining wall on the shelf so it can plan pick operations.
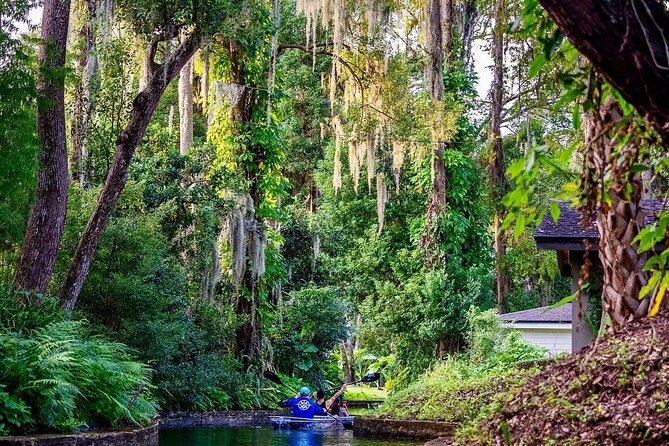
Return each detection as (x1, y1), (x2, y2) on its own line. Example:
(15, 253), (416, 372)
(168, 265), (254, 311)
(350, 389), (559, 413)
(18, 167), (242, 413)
(353, 417), (458, 441)
(0, 421), (159, 446)
(160, 410), (281, 429)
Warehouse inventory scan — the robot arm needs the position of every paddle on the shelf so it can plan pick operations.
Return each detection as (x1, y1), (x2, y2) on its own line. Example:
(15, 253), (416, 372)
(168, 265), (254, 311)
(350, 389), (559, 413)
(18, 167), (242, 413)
(263, 370), (347, 427)
(321, 372), (381, 393)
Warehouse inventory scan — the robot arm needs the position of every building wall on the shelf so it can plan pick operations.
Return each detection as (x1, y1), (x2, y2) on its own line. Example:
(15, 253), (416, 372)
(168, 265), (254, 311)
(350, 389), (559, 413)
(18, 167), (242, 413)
(504, 323), (572, 355)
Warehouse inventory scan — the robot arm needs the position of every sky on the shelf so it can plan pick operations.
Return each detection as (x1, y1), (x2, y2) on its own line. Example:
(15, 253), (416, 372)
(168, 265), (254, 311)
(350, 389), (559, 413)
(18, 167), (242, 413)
(19, 6), (494, 101)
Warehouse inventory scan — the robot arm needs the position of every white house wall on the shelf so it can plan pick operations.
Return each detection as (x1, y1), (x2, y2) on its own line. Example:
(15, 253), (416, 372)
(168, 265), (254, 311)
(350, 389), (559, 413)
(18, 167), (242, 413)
(502, 322), (572, 355)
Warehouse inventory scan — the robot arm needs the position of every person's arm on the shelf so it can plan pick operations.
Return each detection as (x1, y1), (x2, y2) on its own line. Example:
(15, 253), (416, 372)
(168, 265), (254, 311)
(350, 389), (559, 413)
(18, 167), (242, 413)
(325, 385), (346, 410)
(281, 397), (298, 408)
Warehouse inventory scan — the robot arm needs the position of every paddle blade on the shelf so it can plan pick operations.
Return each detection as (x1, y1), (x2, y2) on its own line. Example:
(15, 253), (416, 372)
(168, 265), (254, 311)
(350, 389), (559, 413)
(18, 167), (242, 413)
(264, 370), (283, 385)
(361, 372), (381, 383)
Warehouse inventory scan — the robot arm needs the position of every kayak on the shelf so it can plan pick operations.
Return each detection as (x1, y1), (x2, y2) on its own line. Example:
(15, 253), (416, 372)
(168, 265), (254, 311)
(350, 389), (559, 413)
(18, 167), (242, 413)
(269, 415), (354, 430)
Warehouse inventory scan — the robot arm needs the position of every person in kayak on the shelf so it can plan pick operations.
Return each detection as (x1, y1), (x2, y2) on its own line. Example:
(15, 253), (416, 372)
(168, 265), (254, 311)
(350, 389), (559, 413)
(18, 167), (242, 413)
(315, 384), (347, 413)
(280, 387), (326, 418)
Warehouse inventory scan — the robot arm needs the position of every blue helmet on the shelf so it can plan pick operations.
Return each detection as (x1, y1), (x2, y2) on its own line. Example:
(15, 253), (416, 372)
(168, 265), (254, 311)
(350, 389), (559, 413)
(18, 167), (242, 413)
(299, 386), (311, 396)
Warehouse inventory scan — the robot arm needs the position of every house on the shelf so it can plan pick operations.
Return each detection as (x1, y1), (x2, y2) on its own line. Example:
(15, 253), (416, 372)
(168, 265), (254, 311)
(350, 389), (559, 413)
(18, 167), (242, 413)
(528, 199), (668, 353)
(499, 303), (573, 355)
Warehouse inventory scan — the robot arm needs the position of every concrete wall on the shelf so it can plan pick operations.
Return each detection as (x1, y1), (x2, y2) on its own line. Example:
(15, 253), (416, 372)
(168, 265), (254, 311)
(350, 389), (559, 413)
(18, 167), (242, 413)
(0, 421), (158, 446)
(353, 417), (458, 441)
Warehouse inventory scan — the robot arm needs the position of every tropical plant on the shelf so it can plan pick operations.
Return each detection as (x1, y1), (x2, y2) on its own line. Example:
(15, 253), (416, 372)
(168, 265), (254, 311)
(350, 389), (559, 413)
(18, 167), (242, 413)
(0, 289), (157, 435)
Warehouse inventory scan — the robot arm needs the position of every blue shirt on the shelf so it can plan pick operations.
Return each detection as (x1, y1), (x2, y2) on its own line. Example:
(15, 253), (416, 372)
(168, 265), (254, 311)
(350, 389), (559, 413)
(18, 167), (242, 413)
(285, 396), (326, 418)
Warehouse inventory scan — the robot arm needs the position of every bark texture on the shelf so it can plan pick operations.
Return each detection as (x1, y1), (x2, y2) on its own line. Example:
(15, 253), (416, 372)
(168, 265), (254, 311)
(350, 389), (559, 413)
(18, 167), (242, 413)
(179, 56), (194, 154)
(13, 0), (72, 294)
(491, 0), (509, 313)
(585, 97), (649, 326)
(60, 35), (202, 310)
(539, 0), (669, 143)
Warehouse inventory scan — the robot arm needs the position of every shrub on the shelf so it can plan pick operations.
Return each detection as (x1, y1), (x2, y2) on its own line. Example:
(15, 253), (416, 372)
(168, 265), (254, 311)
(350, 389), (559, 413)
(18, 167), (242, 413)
(269, 286), (350, 383)
(376, 307), (546, 423)
(0, 290), (157, 435)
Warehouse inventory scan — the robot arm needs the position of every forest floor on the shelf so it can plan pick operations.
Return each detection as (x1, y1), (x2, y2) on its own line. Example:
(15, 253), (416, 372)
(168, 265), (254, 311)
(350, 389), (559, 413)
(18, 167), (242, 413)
(456, 313), (669, 445)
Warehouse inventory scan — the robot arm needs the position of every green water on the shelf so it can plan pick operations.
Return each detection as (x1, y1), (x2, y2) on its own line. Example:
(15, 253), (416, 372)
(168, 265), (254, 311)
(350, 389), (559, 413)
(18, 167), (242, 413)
(159, 427), (423, 446)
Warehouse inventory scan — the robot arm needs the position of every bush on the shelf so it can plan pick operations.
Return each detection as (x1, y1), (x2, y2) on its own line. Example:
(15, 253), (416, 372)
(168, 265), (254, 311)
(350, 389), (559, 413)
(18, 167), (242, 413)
(0, 290), (157, 435)
(270, 286), (350, 383)
(375, 307), (546, 423)
(55, 184), (249, 412)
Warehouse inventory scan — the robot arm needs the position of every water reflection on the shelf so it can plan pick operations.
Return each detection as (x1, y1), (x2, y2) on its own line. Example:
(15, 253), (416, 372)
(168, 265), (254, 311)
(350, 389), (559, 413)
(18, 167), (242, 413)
(159, 427), (423, 446)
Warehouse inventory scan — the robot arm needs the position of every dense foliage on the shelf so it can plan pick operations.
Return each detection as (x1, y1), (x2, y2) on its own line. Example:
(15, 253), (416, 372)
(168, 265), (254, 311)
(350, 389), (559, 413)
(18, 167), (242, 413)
(0, 288), (157, 435)
(377, 308), (547, 422)
(7, 0), (669, 438)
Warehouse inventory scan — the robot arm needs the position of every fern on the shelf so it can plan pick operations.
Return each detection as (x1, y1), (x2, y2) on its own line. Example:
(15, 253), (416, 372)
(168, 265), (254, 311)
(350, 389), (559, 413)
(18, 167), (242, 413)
(0, 287), (158, 435)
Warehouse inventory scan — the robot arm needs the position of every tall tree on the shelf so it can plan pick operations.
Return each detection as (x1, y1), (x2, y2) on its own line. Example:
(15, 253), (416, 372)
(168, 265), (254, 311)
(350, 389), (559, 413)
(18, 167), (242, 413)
(419, 0), (447, 268)
(13, 0), (71, 295)
(70, 0), (98, 187)
(60, 34), (202, 310)
(490, 0), (509, 313)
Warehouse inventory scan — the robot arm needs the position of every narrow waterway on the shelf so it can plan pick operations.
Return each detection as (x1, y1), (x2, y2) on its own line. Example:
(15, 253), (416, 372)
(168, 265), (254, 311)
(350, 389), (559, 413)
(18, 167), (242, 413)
(159, 427), (423, 446)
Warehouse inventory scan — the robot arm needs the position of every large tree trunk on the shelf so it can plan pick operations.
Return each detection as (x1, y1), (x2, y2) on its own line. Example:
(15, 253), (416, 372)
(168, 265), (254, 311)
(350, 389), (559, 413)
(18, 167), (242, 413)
(179, 56), (194, 154)
(419, 0), (447, 268)
(60, 35), (201, 310)
(227, 39), (264, 365)
(70, 0), (97, 187)
(13, 0), (72, 294)
(490, 0), (509, 313)
(538, 0), (669, 144)
(586, 97), (649, 326)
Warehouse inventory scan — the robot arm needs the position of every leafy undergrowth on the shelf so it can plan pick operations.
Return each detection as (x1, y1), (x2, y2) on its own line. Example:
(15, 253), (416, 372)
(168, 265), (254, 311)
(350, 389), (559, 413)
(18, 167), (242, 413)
(453, 313), (669, 445)
(344, 385), (387, 401)
(0, 291), (158, 435)
(375, 360), (537, 423)
(376, 308), (548, 424)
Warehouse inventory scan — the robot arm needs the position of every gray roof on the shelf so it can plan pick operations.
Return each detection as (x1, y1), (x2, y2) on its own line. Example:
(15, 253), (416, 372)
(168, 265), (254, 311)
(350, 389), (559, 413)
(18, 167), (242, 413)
(499, 303), (572, 324)
(534, 200), (669, 251)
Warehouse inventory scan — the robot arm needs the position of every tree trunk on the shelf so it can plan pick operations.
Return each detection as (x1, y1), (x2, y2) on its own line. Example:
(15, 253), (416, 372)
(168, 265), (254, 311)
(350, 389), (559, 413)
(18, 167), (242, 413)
(490, 0), (509, 313)
(201, 48), (210, 118)
(340, 340), (355, 383)
(60, 35), (202, 310)
(179, 56), (194, 154)
(70, 0), (97, 187)
(586, 97), (649, 326)
(458, 0), (478, 72)
(538, 0), (669, 144)
(226, 39), (264, 365)
(419, 0), (447, 268)
(13, 0), (72, 295)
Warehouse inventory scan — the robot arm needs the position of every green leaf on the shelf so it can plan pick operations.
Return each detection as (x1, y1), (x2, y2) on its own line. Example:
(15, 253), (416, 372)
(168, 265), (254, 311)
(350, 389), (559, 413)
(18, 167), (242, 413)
(302, 343), (318, 353)
(571, 103), (581, 130)
(639, 272), (661, 300)
(514, 214), (526, 239)
(629, 163), (649, 173)
(528, 53), (547, 78)
(549, 201), (561, 223)
(547, 292), (577, 311)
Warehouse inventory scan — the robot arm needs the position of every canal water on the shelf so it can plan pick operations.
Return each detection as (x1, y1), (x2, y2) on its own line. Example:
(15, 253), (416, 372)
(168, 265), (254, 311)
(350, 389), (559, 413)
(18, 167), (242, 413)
(159, 427), (424, 446)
